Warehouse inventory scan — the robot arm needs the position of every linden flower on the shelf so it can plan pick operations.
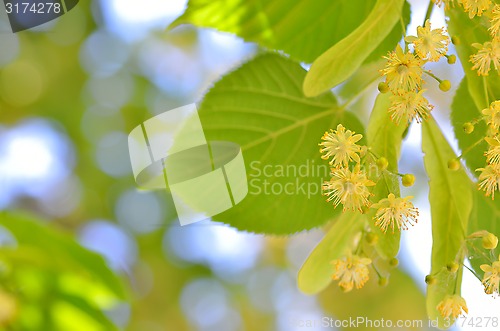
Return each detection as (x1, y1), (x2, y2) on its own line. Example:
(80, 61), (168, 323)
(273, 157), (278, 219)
(436, 295), (468, 319)
(477, 163), (500, 199)
(480, 256), (500, 295)
(380, 45), (424, 92)
(371, 193), (419, 233)
(482, 100), (500, 131)
(489, 5), (500, 39)
(485, 136), (500, 164)
(389, 90), (433, 125)
(331, 255), (372, 292)
(470, 40), (500, 76)
(459, 0), (492, 19)
(322, 165), (375, 212)
(319, 124), (363, 168)
(406, 20), (449, 62)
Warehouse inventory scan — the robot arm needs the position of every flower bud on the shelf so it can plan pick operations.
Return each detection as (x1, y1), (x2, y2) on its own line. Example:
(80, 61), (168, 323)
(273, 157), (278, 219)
(447, 261), (459, 273)
(402, 174), (415, 187)
(425, 275), (437, 285)
(439, 80), (451, 92)
(448, 159), (460, 171)
(451, 36), (461, 45)
(376, 157), (389, 170)
(463, 122), (474, 134)
(447, 54), (457, 64)
(389, 258), (399, 267)
(482, 233), (499, 250)
(378, 82), (389, 94)
(378, 277), (389, 287)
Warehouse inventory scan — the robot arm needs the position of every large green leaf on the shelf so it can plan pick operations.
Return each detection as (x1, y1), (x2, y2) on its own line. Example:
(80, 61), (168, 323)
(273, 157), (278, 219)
(0, 212), (126, 299)
(171, 0), (409, 64)
(365, 93), (406, 259)
(297, 211), (365, 294)
(198, 54), (364, 234)
(422, 118), (473, 328)
(450, 79), (488, 175)
(0, 212), (125, 331)
(303, 0), (405, 97)
(447, 7), (500, 111)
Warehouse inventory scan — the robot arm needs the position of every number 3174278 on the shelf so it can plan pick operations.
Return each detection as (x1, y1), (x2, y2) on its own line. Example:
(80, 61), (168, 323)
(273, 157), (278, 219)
(5, 2), (62, 14)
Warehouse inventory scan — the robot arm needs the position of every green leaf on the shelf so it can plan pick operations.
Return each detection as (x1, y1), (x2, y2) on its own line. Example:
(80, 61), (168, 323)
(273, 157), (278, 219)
(0, 212), (127, 299)
(198, 53), (365, 234)
(447, 8), (500, 110)
(53, 293), (118, 331)
(365, 93), (407, 259)
(422, 117), (473, 328)
(171, 0), (409, 64)
(450, 78), (488, 175)
(297, 211), (365, 294)
(303, 0), (405, 97)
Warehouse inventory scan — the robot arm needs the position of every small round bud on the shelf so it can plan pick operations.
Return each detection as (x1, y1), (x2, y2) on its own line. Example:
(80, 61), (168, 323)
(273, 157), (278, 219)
(402, 174), (416, 187)
(447, 261), (459, 273)
(425, 275), (437, 285)
(447, 54), (457, 64)
(365, 232), (378, 245)
(451, 36), (461, 45)
(378, 82), (389, 94)
(389, 258), (399, 267)
(376, 157), (389, 170)
(378, 277), (389, 287)
(439, 80), (451, 92)
(463, 122), (474, 134)
(482, 233), (499, 250)
(448, 159), (460, 171)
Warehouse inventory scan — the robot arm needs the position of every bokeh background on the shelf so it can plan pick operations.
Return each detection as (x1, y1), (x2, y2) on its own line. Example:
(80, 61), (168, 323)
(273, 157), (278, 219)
(0, 0), (499, 330)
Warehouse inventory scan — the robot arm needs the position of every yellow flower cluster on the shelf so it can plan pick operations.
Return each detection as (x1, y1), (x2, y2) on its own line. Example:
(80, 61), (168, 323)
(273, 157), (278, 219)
(480, 255), (500, 295)
(436, 295), (468, 319)
(319, 126), (419, 232)
(453, 0), (500, 76)
(477, 101), (500, 199)
(319, 124), (374, 212)
(434, 0), (492, 18)
(371, 193), (419, 233)
(331, 255), (372, 292)
(381, 20), (450, 126)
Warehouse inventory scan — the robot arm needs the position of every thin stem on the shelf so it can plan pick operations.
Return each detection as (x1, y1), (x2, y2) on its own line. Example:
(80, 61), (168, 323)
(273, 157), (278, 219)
(483, 76), (490, 106)
(399, 16), (407, 36)
(457, 137), (484, 159)
(424, 1), (434, 24)
(462, 263), (482, 281)
(424, 70), (442, 83)
(371, 262), (384, 279)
